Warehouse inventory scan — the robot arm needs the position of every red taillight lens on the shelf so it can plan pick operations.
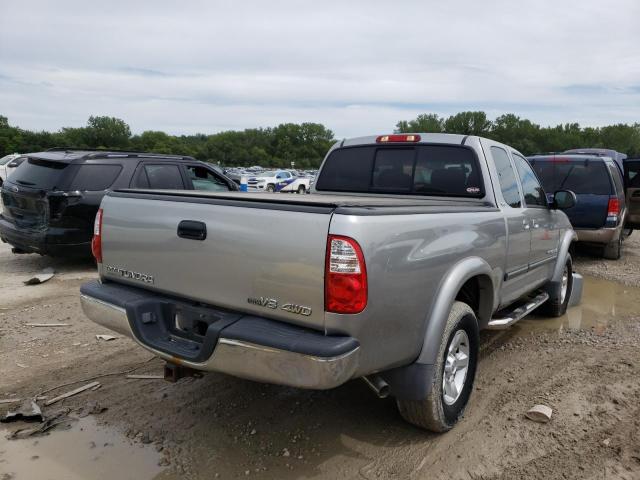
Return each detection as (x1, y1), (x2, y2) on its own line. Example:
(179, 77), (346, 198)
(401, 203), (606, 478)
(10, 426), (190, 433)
(376, 134), (421, 143)
(325, 235), (367, 314)
(607, 197), (620, 217)
(91, 208), (103, 263)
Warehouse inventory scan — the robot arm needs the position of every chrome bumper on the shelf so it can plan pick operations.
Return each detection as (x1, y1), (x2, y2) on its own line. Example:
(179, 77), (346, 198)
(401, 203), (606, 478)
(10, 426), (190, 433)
(80, 293), (359, 389)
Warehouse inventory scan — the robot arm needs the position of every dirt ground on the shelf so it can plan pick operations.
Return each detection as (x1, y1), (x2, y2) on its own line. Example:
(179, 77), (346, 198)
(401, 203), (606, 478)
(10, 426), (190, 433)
(1, 237), (639, 480)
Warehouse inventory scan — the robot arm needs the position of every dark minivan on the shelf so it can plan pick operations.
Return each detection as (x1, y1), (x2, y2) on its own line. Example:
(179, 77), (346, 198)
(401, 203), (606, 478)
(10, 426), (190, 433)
(0, 149), (238, 257)
(527, 153), (627, 259)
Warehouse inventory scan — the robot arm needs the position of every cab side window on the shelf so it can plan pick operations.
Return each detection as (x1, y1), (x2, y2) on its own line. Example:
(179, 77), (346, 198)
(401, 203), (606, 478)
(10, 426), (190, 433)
(491, 147), (521, 208)
(132, 164), (184, 189)
(512, 154), (547, 207)
(186, 166), (231, 192)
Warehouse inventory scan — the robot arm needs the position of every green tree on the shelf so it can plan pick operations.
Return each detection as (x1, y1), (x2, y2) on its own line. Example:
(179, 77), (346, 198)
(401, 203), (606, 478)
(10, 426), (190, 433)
(395, 113), (444, 133)
(444, 111), (492, 135)
(83, 116), (131, 148)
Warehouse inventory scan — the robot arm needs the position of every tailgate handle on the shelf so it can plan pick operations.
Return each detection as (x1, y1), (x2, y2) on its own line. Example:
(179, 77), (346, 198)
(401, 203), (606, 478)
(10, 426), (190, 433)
(177, 220), (207, 241)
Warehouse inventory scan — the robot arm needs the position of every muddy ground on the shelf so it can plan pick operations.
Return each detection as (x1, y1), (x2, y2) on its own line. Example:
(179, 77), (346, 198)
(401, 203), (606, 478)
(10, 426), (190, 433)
(1, 237), (639, 480)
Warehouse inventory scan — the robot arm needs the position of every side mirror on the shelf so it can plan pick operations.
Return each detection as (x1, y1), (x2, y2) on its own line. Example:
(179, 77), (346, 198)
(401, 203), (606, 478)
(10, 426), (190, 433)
(553, 190), (577, 210)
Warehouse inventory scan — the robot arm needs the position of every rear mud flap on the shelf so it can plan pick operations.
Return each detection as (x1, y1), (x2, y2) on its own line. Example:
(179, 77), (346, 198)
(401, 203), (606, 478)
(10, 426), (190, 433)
(568, 273), (584, 308)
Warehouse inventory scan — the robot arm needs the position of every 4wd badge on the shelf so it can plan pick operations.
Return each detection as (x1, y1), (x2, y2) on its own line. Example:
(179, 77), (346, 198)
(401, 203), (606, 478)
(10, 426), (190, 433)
(247, 297), (312, 316)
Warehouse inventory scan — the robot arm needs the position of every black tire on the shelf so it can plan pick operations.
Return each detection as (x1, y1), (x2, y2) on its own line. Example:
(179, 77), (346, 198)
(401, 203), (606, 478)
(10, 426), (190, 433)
(396, 301), (479, 432)
(603, 233), (622, 260)
(540, 255), (573, 317)
(297, 185), (305, 194)
(266, 184), (275, 193)
(623, 228), (633, 239)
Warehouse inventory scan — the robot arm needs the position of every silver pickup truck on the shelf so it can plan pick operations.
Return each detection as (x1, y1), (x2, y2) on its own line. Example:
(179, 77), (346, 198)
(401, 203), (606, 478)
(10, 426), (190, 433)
(80, 133), (583, 432)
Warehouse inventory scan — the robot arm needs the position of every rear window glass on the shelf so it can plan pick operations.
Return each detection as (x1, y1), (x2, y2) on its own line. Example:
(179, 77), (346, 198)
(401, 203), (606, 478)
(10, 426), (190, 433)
(529, 159), (611, 195)
(316, 145), (483, 197)
(9, 158), (68, 190)
(70, 164), (122, 191)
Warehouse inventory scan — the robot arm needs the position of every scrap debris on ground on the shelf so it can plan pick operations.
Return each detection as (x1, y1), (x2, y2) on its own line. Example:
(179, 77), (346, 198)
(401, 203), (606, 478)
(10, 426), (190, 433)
(23, 267), (55, 286)
(1, 239), (639, 478)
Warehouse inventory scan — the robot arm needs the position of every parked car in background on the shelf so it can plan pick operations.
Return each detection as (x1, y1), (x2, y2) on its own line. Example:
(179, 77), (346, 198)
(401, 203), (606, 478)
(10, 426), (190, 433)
(0, 153), (24, 185)
(247, 169), (310, 193)
(528, 153), (627, 259)
(624, 158), (640, 230)
(0, 148), (238, 257)
(80, 133), (582, 432)
(564, 148), (627, 175)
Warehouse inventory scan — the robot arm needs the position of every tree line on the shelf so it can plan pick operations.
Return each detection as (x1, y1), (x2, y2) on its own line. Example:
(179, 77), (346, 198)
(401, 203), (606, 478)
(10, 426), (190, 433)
(395, 112), (640, 157)
(1, 112), (639, 169)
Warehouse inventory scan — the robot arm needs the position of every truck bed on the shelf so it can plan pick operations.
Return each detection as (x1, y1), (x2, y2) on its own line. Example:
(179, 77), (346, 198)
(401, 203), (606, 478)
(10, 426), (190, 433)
(111, 189), (496, 215)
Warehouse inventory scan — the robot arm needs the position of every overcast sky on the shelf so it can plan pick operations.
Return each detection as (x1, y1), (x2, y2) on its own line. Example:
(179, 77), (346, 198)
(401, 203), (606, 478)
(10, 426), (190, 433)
(1, 0), (639, 138)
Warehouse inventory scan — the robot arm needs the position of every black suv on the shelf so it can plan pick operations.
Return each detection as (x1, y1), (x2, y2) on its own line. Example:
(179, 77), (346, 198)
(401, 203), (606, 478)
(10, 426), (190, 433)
(0, 149), (238, 257)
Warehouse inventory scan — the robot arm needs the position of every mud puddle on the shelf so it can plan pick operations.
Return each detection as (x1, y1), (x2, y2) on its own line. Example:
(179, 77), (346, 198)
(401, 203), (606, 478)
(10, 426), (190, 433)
(0, 416), (165, 480)
(518, 275), (640, 334)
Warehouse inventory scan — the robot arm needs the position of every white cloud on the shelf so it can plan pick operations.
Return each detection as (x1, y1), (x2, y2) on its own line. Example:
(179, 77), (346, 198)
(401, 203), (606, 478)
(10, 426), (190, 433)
(0, 0), (638, 137)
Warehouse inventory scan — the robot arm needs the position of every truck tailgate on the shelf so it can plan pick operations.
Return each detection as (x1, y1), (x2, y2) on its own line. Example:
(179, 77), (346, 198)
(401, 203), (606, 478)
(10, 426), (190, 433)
(99, 192), (333, 330)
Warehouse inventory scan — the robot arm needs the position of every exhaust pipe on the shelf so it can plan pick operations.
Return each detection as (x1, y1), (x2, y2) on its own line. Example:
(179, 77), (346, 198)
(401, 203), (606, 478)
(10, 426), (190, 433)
(362, 375), (390, 399)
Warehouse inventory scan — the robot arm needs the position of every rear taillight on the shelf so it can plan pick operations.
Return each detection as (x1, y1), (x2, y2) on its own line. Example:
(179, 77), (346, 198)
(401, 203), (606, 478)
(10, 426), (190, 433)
(607, 197), (620, 218)
(91, 208), (103, 263)
(325, 235), (367, 314)
(376, 134), (421, 143)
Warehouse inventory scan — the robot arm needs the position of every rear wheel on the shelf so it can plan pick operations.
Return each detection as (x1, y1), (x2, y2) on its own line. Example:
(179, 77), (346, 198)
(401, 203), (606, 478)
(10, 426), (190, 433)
(603, 233), (622, 260)
(266, 184), (275, 193)
(540, 255), (573, 317)
(297, 185), (306, 194)
(396, 301), (478, 432)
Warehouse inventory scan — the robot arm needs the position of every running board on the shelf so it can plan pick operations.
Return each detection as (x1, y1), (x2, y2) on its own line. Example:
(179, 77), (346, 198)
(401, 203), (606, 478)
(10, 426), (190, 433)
(487, 292), (549, 330)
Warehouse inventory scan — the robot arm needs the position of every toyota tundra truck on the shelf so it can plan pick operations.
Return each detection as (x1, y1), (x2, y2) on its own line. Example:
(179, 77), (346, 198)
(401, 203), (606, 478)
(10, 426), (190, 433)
(80, 133), (582, 432)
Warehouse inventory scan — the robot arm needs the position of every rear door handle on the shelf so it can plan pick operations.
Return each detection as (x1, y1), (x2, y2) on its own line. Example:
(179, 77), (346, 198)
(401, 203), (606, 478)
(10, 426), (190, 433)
(177, 220), (207, 241)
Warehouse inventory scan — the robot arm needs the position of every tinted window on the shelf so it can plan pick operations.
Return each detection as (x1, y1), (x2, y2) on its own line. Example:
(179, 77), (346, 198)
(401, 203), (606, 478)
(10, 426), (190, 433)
(491, 147), (521, 208)
(132, 166), (150, 188)
(315, 146), (375, 192)
(316, 145), (482, 197)
(627, 161), (640, 187)
(70, 164), (122, 191)
(9, 158), (68, 189)
(529, 159), (611, 195)
(186, 166), (230, 192)
(607, 163), (624, 196)
(513, 154), (547, 207)
(144, 164), (184, 189)
(372, 148), (414, 191)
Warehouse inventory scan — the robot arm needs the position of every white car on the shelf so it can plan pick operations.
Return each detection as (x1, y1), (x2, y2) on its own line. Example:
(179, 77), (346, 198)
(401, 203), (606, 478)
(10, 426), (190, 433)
(247, 170), (311, 193)
(0, 154), (23, 186)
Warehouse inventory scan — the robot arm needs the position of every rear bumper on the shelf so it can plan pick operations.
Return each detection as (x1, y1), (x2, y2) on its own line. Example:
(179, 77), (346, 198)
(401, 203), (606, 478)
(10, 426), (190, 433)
(575, 227), (619, 244)
(80, 280), (360, 389)
(0, 215), (90, 256)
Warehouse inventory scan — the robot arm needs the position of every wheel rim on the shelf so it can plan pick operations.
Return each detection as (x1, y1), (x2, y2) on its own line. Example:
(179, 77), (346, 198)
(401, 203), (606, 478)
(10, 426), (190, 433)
(442, 329), (470, 406)
(560, 265), (569, 304)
